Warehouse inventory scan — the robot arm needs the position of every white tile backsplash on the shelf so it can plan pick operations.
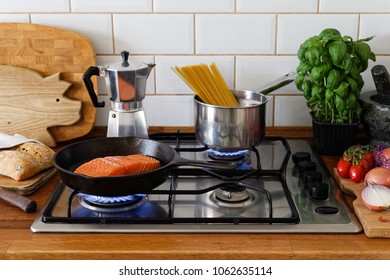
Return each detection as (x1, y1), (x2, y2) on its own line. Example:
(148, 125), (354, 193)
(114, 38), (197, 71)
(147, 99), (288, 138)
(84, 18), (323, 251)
(143, 95), (195, 126)
(360, 14), (390, 54)
(196, 14), (276, 54)
(1, 1), (389, 128)
(320, 0), (390, 12)
(237, 0), (318, 12)
(154, 0), (235, 12)
(0, 0), (69, 12)
(277, 14), (359, 54)
(71, 0), (152, 12)
(31, 14), (113, 54)
(0, 14), (30, 22)
(236, 56), (300, 93)
(113, 14), (194, 54)
(274, 96), (312, 126)
(155, 56), (235, 94)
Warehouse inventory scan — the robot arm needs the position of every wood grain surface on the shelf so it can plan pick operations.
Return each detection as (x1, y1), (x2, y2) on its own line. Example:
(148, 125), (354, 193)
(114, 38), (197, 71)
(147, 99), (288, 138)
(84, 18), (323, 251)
(333, 168), (390, 238)
(0, 65), (81, 146)
(0, 22), (96, 144)
(0, 167), (56, 196)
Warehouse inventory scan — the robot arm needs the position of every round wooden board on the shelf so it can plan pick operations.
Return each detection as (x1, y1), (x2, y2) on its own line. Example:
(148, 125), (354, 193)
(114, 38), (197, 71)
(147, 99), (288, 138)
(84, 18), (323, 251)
(0, 22), (96, 143)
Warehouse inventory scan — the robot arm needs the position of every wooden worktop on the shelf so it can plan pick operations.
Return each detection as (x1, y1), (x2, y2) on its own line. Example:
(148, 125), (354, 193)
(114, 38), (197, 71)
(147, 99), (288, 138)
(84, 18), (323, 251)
(1, 127), (389, 260)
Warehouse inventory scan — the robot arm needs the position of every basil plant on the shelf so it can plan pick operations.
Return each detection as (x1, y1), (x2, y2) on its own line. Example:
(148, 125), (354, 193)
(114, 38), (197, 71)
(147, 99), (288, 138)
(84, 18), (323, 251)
(295, 28), (376, 124)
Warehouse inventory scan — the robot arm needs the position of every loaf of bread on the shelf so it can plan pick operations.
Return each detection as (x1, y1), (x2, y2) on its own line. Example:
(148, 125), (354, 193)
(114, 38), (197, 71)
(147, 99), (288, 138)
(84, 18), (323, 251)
(0, 142), (55, 181)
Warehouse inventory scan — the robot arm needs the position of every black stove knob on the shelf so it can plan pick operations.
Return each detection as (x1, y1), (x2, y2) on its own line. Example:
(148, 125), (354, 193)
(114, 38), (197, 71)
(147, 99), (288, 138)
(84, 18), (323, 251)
(292, 152), (311, 165)
(298, 161), (316, 175)
(303, 170), (323, 189)
(309, 182), (329, 200)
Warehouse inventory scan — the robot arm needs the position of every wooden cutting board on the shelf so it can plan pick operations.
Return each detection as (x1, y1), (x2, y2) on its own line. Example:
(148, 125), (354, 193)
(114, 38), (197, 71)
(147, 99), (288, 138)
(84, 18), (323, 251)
(0, 168), (56, 196)
(0, 65), (82, 146)
(0, 22), (96, 144)
(333, 168), (390, 238)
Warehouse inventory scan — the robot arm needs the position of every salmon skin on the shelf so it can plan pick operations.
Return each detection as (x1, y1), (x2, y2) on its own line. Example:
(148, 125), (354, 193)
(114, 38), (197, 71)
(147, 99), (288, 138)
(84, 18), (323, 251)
(74, 154), (160, 177)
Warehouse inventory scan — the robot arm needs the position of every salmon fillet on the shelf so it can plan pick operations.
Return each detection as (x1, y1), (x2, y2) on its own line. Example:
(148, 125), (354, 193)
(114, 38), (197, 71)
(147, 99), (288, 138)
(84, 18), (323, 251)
(74, 154), (160, 177)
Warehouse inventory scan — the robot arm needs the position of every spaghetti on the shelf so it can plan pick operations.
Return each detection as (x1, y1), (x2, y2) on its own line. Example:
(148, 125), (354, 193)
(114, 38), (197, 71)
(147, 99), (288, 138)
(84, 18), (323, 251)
(171, 63), (238, 107)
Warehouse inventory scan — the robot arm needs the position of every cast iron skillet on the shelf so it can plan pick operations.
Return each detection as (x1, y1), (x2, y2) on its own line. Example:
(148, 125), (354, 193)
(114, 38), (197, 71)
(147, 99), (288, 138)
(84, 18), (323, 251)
(54, 137), (234, 197)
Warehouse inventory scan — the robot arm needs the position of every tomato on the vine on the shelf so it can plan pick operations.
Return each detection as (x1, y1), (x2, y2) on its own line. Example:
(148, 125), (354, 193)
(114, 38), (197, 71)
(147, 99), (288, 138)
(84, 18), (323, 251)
(337, 159), (351, 178)
(358, 158), (370, 171)
(363, 152), (374, 169)
(336, 144), (375, 183)
(349, 165), (366, 183)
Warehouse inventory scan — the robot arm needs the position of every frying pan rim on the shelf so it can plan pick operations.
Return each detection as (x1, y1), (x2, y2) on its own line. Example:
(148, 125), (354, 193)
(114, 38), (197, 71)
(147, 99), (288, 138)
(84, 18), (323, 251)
(53, 136), (176, 181)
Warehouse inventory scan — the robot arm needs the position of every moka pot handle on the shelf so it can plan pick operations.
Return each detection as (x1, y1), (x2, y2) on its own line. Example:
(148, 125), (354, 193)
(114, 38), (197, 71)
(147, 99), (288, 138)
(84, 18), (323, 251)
(82, 66), (105, 108)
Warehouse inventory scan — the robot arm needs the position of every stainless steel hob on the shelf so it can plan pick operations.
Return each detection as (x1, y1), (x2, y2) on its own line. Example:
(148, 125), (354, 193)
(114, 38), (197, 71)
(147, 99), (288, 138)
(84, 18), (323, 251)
(31, 133), (362, 233)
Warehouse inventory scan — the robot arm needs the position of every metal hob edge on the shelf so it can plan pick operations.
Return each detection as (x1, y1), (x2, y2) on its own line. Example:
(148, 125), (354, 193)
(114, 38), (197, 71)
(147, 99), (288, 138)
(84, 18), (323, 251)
(31, 135), (362, 234)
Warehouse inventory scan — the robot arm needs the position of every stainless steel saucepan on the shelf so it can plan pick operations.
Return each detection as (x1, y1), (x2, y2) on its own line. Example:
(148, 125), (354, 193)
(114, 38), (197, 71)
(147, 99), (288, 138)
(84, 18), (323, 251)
(194, 72), (297, 150)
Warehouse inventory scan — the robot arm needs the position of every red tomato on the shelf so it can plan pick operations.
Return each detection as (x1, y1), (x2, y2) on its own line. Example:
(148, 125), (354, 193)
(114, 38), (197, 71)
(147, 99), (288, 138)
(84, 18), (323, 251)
(349, 165), (365, 183)
(358, 158), (370, 171)
(337, 159), (351, 178)
(363, 152), (374, 169)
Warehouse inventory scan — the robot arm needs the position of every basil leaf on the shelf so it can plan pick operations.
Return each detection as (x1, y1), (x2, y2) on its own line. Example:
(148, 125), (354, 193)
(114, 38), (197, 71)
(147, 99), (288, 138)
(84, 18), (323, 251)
(297, 62), (312, 74)
(354, 41), (372, 63)
(346, 93), (357, 109)
(326, 68), (341, 90)
(302, 80), (312, 99)
(328, 41), (347, 66)
(325, 88), (334, 102)
(335, 95), (346, 113)
(319, 28), (341, 39)
(310, 64), (328, 82)
(305, 47), (321, 66)
(295, 73), (305, 91)
(335, 81), (349, 99)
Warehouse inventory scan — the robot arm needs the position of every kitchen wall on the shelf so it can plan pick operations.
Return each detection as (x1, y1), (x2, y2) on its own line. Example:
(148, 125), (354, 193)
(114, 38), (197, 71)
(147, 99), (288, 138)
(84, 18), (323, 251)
(1, 0), (390, 128)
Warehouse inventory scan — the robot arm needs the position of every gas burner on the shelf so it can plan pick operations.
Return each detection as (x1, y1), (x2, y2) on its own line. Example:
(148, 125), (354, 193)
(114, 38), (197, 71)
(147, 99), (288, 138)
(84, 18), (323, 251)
(79, 194), (147, 213)
(207, 149), (249, 161)
(210, 184), (256, 208)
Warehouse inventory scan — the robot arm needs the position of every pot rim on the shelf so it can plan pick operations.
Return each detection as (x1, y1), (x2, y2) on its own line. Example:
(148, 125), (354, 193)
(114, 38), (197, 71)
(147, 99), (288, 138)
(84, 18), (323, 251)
(194, 89), (268, 109)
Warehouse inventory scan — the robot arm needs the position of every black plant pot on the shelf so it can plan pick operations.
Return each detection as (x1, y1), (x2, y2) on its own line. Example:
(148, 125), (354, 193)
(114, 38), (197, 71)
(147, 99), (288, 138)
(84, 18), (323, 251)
(310, 112), (360, 155)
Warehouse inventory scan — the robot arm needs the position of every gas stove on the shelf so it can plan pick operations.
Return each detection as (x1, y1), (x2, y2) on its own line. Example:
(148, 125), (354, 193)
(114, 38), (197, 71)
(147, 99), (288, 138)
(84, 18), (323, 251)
(31, 132), (361, 233)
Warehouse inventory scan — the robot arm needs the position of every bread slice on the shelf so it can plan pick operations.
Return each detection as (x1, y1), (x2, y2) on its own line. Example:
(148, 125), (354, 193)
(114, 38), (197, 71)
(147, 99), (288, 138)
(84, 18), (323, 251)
(0, 142), (55, 181)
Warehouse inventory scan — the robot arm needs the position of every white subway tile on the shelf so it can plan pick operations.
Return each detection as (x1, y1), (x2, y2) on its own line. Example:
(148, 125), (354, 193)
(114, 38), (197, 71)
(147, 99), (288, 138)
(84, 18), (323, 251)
(237, 0), (317, 12)
(236, 56), (300, 94)
(96, 55), (155, 95)
(360, 14), (390, 54)
(0, 0), (69, 12)
(154, 0), (234, 12)
(31, 14), (113, 54)
(155, 56), (234, 94)
(274, 96), (312, 126)
(320, 0), (390, 12)
(114, 14), (194, 54)
(0, 14), (30, 22)
(143, 95), (195, 126)
(277, 14), (358, 54)
(71, 0), (152, 12)
(196, 14), (276, 54)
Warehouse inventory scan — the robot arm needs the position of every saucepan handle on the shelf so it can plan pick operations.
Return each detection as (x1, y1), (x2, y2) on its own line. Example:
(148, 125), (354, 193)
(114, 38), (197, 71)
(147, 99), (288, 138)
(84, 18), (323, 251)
(255, 72), (297, 95)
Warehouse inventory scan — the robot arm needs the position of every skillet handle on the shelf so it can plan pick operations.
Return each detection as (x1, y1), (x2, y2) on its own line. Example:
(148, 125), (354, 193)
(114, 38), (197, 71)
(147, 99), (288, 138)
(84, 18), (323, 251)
(174, 158), (236, 169)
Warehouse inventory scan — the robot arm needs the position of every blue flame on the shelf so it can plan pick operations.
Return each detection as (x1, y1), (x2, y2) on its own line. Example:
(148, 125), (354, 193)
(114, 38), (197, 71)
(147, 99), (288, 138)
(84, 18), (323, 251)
(82, 194), (144, 205)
